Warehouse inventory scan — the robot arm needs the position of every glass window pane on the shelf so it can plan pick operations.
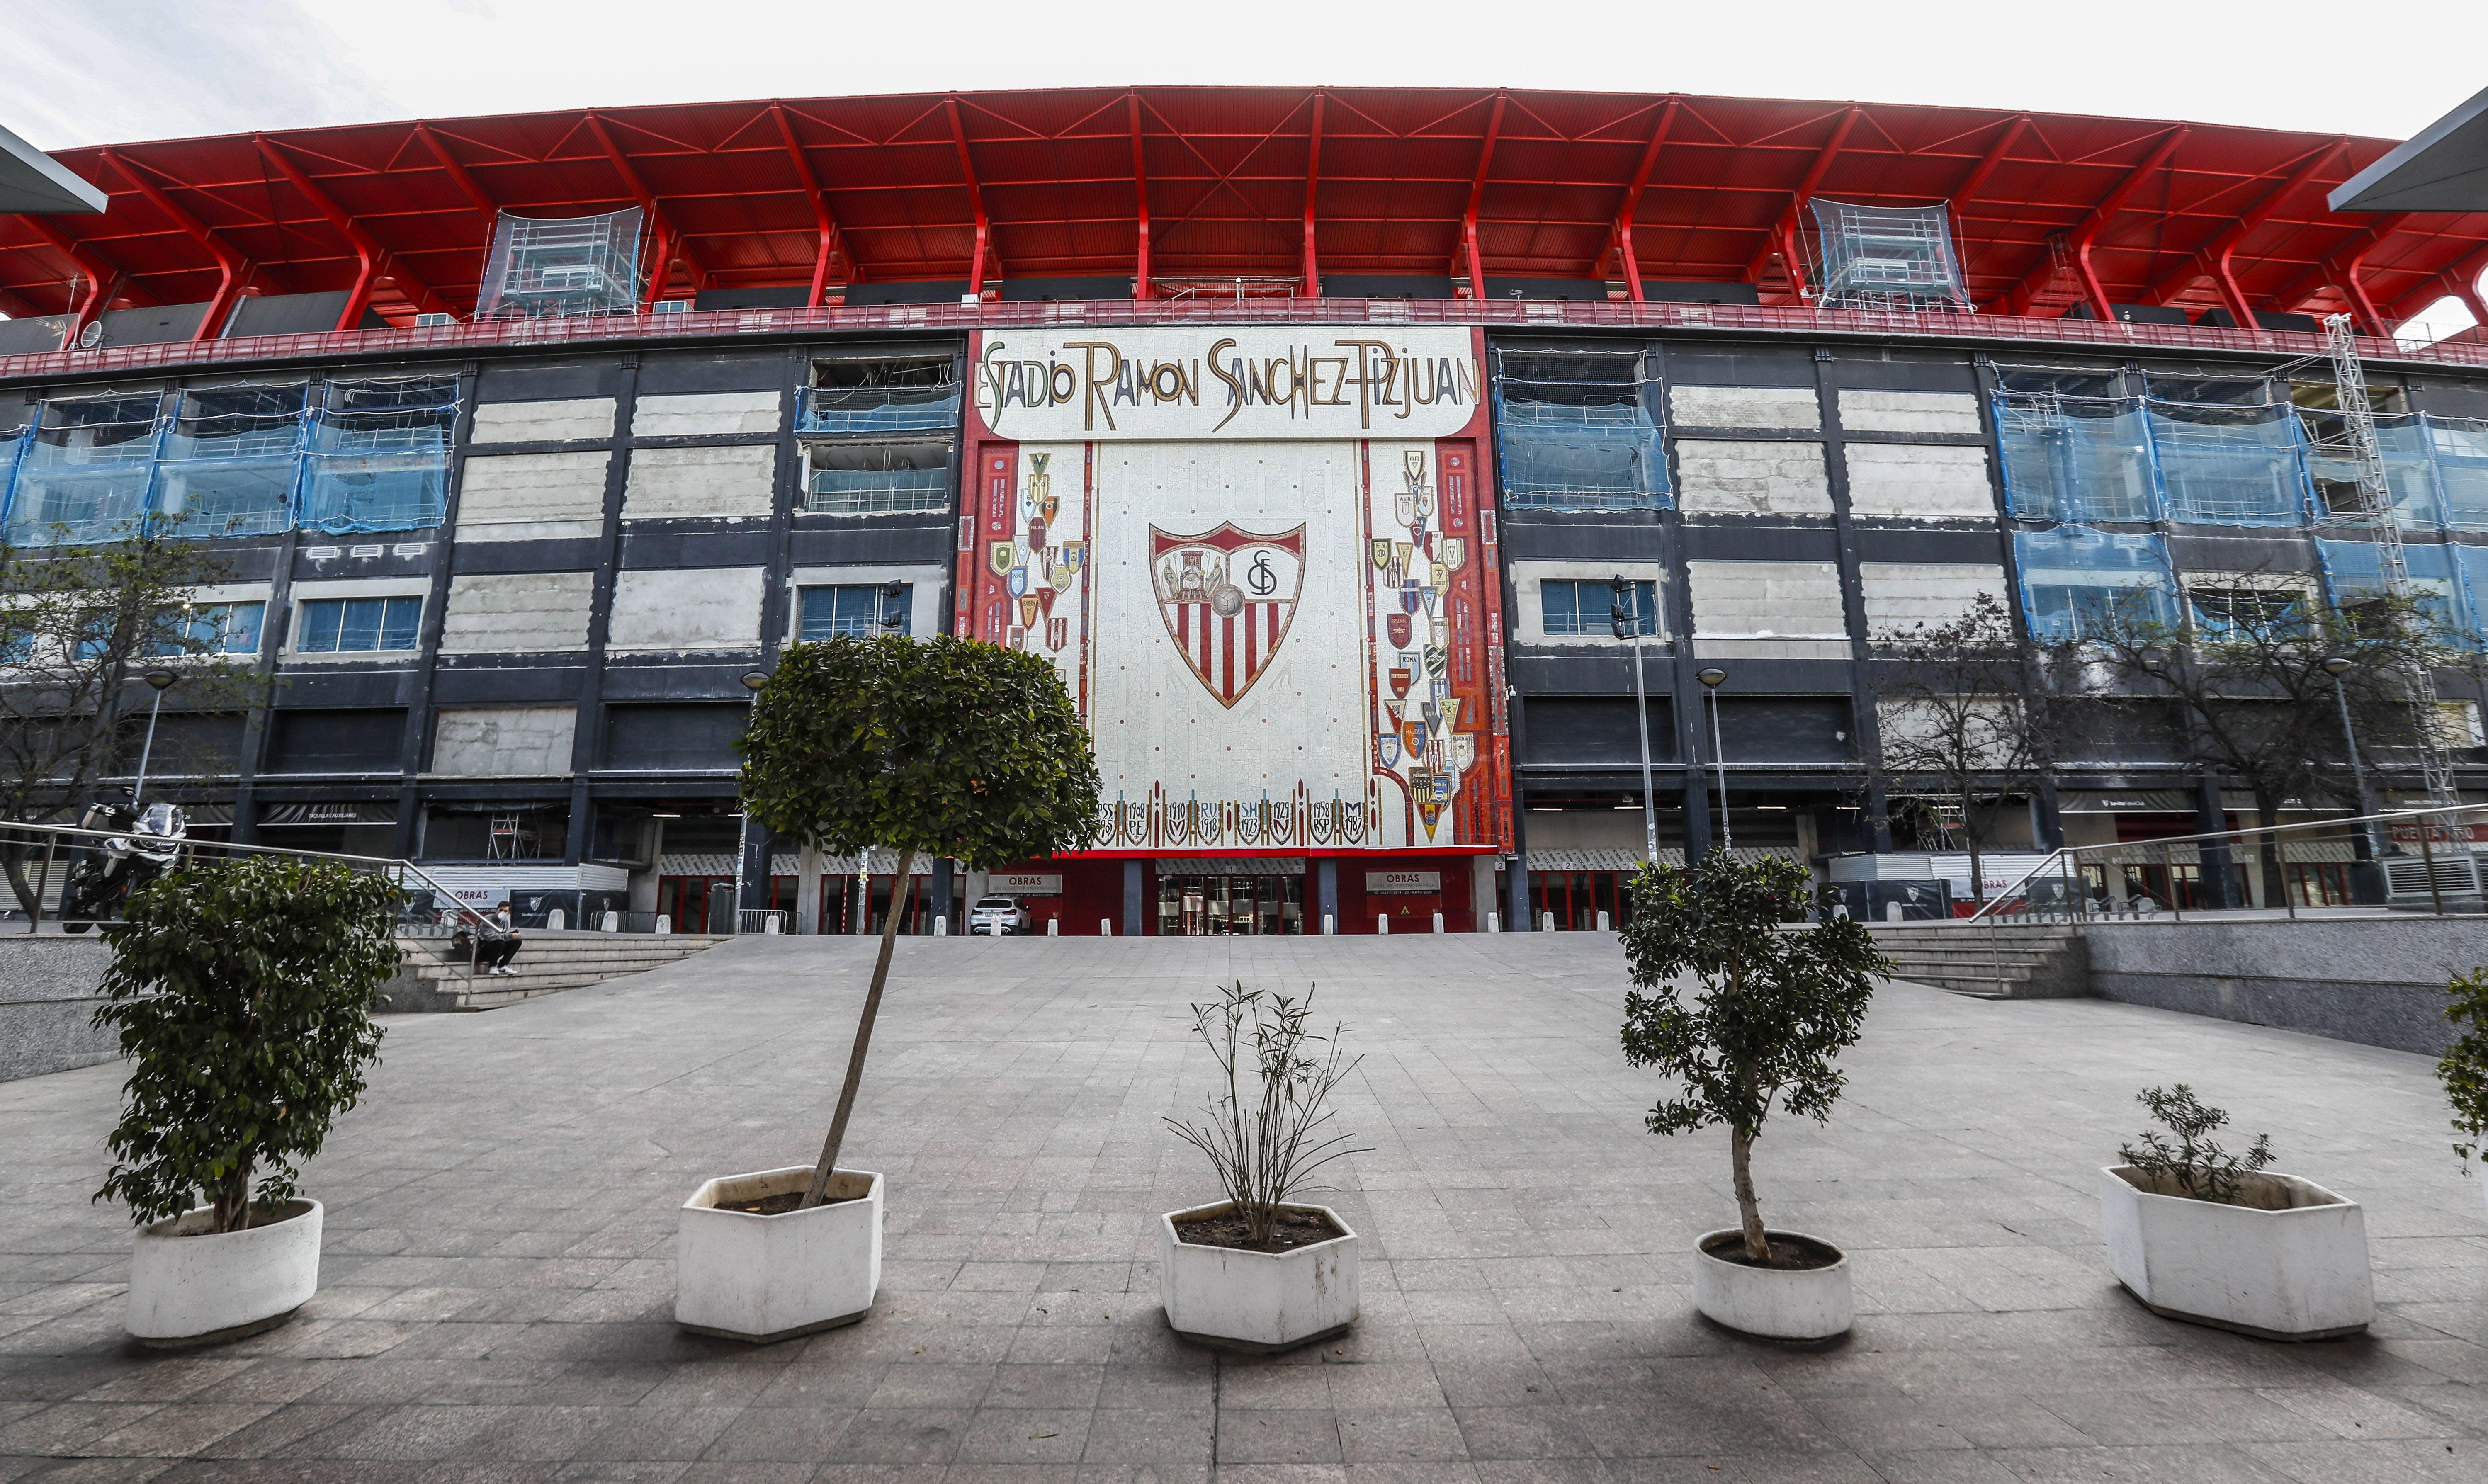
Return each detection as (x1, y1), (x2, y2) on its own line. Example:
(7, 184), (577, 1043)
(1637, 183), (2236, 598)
(1541, 581), (1579, 635)
(224, 601), (265, 654)
(338, 597), (384, 652)
(379, 597), (420, 651)
(300, 600), (342, 652)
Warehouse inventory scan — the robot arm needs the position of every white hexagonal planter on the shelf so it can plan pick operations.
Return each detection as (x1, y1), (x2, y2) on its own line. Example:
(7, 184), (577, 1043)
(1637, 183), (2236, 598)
(2099, 1165), (2372, 1341)
(1159, 1200), (1358, 1353)
(676, 1166), (881, 1344)
(1691, 1228), (1853, 1340)
(127, 1199), (322, 1349)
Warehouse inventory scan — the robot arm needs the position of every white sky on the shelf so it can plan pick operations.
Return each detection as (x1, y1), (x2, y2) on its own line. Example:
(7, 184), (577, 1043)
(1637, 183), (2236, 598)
(0, 0), (2480, 148)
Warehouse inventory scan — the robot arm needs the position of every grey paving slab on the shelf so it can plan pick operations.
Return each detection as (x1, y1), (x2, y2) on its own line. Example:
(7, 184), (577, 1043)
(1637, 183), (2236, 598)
(0, 933), (2484, 1482)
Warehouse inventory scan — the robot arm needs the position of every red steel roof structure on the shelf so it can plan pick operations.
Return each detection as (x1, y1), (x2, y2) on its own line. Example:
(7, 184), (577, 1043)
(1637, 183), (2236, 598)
(6, 87), (2488, 338)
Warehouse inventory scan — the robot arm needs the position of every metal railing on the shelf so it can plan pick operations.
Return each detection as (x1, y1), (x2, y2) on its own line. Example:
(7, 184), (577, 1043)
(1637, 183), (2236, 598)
(1962, 799), (2488, 923)
(7, 298), (2486, 386)
(0, 819), (509, 927)
(736, 908), (791, 935)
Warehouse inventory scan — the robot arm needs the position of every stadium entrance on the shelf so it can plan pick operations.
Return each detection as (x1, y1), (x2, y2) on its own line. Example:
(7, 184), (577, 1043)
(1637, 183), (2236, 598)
(1155, 872), (1306, 935)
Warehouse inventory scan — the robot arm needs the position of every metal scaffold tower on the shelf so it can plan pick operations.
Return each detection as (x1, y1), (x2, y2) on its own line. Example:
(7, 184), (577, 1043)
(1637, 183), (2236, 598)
(2321, 312), (2460, 805)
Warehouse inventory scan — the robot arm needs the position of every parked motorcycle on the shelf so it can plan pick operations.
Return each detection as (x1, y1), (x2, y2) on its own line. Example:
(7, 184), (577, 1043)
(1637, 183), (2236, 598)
(59, 800), (188, 931)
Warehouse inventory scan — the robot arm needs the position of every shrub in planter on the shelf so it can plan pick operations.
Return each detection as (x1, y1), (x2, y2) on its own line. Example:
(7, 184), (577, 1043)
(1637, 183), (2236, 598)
(689, 634), (1098, 1342)
(1619, 851), (1889, 1340)
(1160, 981), (1368, 1352)
(92, 855), (400, 1347)
(2442, 968), (2488, 1218)
(2100, 1084), (2372, 1341)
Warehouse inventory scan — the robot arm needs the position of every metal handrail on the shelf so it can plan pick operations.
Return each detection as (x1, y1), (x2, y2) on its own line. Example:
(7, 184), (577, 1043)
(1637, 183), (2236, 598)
(0, 819), (511, 938)
(1962, 798), (2485, 921)
(6, 297), (2485, 386)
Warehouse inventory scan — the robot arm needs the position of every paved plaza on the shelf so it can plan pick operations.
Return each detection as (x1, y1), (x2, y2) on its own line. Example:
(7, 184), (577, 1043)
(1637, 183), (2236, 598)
(3, 933), (2486, 1483)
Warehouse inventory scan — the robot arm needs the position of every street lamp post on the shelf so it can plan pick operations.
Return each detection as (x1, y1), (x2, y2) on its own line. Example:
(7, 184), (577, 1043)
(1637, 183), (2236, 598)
(130, 670), (177, 805)
(1610, 575), (1658, 865)
(2323, 655), (2386, 899)
(1698, 666), (1730, 852)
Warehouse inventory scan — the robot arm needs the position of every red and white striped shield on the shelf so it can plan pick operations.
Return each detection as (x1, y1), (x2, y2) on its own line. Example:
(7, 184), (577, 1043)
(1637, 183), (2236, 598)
(1150, 522), (1305, 709)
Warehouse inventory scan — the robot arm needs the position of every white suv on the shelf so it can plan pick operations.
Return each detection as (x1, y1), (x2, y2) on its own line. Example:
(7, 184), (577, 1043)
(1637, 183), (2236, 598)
(967, 895), (1031, 935)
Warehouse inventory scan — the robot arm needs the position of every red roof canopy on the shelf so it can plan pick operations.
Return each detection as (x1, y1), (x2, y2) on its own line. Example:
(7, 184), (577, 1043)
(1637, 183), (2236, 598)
(5, 86), (2486, 331)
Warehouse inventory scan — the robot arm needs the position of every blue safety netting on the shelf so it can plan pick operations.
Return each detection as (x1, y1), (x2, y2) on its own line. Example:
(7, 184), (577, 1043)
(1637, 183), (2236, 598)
(1805, 198), (1971, 311)
(2012, 524), (2180, 643)
(475, 209), (645, 320)
(2454, 546), (2488, 648)
(2147, 401), (2312, 527)
(2430, 416), (2488, 532)
(1996, 395), (2159, 523)
(2306, 413), (2445, 530)
(2, 394), (162, 546)
(149, 384), (306, 541)
(2316, 538), (2470, 645)
(1493, 352), (1668, 511)
(296, 377), (457, 534)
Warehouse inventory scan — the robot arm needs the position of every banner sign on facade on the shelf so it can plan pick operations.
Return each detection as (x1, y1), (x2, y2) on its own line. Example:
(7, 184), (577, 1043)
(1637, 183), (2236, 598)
(975, 326), (1482, 442)
(1365, 870), (1443, 894)
(988, 872), (1066, 894)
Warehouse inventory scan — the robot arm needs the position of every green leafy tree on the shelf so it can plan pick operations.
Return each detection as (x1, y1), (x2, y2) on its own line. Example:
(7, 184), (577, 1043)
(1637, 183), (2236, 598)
(92, 856), (402, 1234)
(2443, 969), (2488, 1177)
(739, 633), (1101, 1209)
(2117, 1084), (2276, 1205)
(1619, 852), (1890, 1263)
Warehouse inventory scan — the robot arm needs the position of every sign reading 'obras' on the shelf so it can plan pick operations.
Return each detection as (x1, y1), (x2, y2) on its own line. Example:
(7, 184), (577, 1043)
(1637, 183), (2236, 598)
(974, 326), (1482, 441)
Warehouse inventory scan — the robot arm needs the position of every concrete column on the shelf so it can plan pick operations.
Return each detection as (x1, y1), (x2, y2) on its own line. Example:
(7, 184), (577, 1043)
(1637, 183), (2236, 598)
(1469, 857), (1495, 933)
(1123, 859), (1145, 938)
(1681, 772), (1713, 862)
(2194, 774), (2238, 910)
(796, 845), (821, 934)
(2029, 778), (2065, 852)
(1316, 858), (1339, 930)
(932, 859), (954, 929)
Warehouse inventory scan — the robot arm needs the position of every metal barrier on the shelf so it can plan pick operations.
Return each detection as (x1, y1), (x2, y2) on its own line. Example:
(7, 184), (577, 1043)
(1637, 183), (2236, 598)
(736, 908), (790, 935)
(1963, 799), (2488, 923)
(5, 297), (2484, 386)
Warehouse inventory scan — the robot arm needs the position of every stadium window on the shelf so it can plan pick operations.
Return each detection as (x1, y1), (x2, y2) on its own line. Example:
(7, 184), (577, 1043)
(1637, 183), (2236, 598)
(1494, 350), (1668, 512)
(296, 596), (421, 653)
(1541, 579), (1655, 636)
(2186, 587), (2303, 639)
(802, 440), (951, 515)
(798, 584), (912, 639)
(153, 601), (266, 656)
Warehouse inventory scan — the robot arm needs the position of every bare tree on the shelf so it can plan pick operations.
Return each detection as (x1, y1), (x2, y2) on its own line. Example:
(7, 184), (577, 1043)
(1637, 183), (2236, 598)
(1872, 593), (2059, 904)
(2069, 576), (2436, 906)
(0, 534), (265, 917)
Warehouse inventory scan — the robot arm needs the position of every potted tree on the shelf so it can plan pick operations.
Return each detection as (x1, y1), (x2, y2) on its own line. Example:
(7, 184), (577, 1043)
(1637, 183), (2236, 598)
(2100, 1084), (2371, 1340)
(679, 633), (1099, 1343)
(2445, 969), (2488, 1218)
(93, 855), (400, 1348)
(1619, 851), (1888, 1340)
(1160, 981), (1368, 1352)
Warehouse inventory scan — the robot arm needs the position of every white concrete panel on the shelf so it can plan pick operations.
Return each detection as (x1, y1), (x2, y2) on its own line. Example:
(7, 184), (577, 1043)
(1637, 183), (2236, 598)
(470, 397), (616, 444)
(1690, 560), (1848, 658)
(1508, 559), (1669, 646)
(632, 391), (782, 437)
(1838, 389), (1982, 435)
(437, 571), (594, 653)
(1842, 443), (1996, 520)
(430, 706), (578, 777)
(1859, 562), (2009, 635)
(607, 566), (766, 651)
(1668, 384), (1822, 430)
(1674, 440), (1833, 516)
(454, 451), (610, 542)
(622, 445), (777, 520)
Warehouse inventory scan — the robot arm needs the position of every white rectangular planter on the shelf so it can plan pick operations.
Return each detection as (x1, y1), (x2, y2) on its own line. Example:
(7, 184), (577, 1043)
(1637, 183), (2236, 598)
(1159, 1200), (1358, 1353)
(127, 1199), (322, 1348)
(677, 1166), (881, 1343)
(2099, 1165), (2372, 1341)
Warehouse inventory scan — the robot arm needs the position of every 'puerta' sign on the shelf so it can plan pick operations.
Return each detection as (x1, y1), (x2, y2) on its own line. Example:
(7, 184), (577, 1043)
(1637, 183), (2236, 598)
(974, 326), (1481, 442)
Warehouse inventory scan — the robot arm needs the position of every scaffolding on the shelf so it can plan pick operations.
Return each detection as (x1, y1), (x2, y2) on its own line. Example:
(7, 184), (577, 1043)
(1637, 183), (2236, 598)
(473, 209), (645, 320)
(149, 384), (307, 541)
(2011, 525), (2181, 643)
(1805, 199), (1972, 312)
(2316, 312), (2459, 802)
(1996, 394), (2159, 522)
(1492, 351), (1668, 511)
(2426, 415), (2488, 531)
(2, 393), (163, 546)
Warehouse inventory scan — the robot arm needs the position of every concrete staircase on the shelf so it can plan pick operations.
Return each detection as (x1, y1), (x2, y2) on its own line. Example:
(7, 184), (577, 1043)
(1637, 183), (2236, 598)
(1867, 922), (2091, 1000)
(382, 933), (728, 1012)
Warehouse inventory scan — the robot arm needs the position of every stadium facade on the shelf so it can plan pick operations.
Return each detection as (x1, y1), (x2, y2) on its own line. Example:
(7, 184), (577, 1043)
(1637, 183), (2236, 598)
(4, 87), (2488, 934)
